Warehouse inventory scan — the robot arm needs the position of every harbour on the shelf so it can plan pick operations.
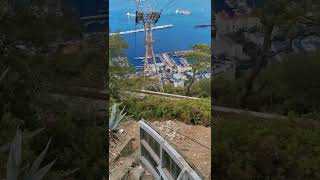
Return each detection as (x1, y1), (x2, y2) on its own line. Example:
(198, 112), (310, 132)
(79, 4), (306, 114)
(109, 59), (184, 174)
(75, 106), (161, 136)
(110, 0), (210, 67)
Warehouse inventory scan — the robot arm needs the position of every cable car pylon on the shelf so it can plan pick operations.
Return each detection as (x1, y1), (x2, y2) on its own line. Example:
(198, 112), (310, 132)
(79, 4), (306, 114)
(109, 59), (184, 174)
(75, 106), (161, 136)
(135, 0), (164, 93)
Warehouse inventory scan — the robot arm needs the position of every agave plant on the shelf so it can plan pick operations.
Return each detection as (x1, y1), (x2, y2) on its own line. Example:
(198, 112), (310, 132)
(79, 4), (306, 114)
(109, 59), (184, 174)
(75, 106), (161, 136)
(0, 128), (44, 153)
(5, 129), (55, 180)
(109, 102), (127, 142)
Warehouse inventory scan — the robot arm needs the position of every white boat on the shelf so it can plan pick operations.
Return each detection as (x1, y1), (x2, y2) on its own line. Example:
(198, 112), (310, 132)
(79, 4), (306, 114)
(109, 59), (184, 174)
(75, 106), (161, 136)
(126, 12), (136, 17)
(175, 9), (192, 15)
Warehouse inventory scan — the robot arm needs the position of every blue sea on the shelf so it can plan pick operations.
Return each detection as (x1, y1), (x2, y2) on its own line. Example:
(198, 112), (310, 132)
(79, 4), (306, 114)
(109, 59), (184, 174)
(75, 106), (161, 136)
(109, 0), (211, 67)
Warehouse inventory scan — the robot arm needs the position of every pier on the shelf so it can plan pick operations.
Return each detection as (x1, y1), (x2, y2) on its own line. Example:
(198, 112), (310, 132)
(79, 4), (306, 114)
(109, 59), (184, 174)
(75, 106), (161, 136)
(109, 24), (174, 36)
(80, 14), (107, 20)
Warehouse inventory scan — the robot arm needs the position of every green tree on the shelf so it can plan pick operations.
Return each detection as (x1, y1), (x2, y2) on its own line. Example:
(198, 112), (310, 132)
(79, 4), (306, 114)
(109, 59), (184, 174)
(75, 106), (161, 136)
(183, 44), (211, 96)
(108, 35), (135, 100)
(239, 0), (320, 105)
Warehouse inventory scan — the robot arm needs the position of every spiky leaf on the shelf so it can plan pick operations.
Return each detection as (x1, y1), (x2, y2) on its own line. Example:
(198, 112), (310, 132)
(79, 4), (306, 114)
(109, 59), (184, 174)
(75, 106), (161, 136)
(28, 138), (52, 175)
(31, 159), (56, 180)
(6, 129), (22, 180)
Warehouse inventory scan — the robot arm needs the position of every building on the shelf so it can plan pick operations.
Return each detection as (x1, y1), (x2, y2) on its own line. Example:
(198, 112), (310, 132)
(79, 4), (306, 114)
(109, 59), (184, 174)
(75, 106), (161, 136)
(214, 35), (250, 60)
(171, 73), (186, 87)
(215, 11), (261, 37)
(212, 60), (236, 81)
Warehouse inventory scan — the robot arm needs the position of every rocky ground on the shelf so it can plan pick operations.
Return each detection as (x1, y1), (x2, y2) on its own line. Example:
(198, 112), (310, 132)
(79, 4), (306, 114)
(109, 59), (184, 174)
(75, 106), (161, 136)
(151, 120), (211, 178)
(109, 119), (211, 179)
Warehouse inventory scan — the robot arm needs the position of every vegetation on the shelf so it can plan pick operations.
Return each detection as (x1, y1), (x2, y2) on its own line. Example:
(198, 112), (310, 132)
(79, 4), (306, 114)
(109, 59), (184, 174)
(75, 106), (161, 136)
(122, 96), (211, 126)
(1, 1), (107, 179)
(108, 35), (135, 100)
(109, 102), (128, 142)
(183, 44), (211, 96)
(213, 51), (320, 116)
(232, 0), (320, 105)
(4, 129), (55, 180)
(213, 2), (320, 178)
(213, 113), (320, 180)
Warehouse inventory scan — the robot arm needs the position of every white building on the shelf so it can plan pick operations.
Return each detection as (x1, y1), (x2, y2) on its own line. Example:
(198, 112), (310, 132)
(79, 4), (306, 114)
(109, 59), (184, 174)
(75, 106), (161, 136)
(173, 73), (187, 81)
(173, 80), (184, 87)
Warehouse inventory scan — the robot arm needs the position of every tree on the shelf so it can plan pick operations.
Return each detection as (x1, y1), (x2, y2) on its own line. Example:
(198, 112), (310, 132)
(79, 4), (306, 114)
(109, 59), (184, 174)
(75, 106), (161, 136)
(109, 35), (128, 59)
(108, 35), (134, 100)
(183, 44), (211, 96)
(238, 0), (320, 105)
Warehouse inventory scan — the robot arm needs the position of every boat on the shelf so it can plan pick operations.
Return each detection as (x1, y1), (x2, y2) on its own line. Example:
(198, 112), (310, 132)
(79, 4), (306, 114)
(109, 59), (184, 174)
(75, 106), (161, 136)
(175, 9), (192, 15)
(126, 12), (136, 17)
(194, 24), (211, 28)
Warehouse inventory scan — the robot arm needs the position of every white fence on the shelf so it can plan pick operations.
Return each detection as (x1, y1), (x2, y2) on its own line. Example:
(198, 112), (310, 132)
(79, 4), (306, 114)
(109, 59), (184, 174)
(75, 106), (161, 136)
(138, 120), (203, 180)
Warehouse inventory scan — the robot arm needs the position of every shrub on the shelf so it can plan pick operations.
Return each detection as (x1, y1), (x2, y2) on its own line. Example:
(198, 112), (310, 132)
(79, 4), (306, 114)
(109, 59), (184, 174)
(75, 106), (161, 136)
(213, 115), (320, 179)
(122, 96), (211, 126)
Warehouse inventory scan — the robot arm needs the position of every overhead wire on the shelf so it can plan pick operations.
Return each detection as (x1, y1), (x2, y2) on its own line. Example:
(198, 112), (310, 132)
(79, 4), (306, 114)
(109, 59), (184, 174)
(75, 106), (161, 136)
(160, 0), (178, 12)
(162, 125), (211, 151)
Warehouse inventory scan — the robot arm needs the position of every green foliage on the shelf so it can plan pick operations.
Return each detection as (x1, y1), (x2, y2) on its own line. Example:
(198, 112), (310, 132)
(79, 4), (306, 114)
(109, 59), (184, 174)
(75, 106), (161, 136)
(109, 35), (128, 58)
(183, 44), (211, 96)
(109, 103), (127, 131)
(108, 35), (136, 100)
(212, 77), (242, 107)
(214, 51), (320, 116)
(41, 110), (106, 180)
(0, 1), (107, 179)
(47, 50), (106, 88)
(163, 78), (211, 98)
(183, 44), (211, 71)
(213, 114), (320, 180)
(189, 78), (211, 97)
(1, 97), (106, 180)
(122, 96), (211, 126)
(5, 129), (55, 180)
(163, 84), (186, 96)
(249, 51), (320, 114)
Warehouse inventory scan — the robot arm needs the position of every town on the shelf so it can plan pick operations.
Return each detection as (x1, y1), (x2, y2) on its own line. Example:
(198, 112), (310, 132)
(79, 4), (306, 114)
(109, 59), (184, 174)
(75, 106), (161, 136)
(112, 50), (211, 88)
(213, 1), (320, 81)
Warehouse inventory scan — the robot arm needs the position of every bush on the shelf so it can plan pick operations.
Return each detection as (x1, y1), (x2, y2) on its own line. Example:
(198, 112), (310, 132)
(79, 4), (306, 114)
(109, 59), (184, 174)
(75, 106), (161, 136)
(122, 96), (211, 126)
(213, 115), (320, 179)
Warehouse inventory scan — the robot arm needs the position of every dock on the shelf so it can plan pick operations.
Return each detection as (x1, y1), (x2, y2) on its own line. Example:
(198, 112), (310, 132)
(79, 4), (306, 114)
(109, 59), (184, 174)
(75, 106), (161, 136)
(109, 24), (174, 36)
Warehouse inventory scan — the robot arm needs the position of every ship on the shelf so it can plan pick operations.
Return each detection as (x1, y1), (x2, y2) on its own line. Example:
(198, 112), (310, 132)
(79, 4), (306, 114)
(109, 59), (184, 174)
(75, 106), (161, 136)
(175, 9), (192, 15)
(126, 12), (136, 17)
(194, 24), (211, 28)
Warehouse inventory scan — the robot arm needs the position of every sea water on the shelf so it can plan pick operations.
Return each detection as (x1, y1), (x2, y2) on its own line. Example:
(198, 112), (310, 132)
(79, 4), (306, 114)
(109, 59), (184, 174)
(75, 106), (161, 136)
(109, 0), (211, 68)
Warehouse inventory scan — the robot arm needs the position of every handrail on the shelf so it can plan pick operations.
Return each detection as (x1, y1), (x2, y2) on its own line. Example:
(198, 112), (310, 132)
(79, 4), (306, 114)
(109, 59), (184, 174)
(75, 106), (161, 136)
(132, 89), (201, 100)
(139, 120), (203, 180)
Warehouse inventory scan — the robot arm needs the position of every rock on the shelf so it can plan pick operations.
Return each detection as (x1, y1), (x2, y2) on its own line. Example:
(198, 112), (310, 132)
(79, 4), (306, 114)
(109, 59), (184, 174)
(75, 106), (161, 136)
(119, 129), (125, 133)
(128, 165), (145, 179)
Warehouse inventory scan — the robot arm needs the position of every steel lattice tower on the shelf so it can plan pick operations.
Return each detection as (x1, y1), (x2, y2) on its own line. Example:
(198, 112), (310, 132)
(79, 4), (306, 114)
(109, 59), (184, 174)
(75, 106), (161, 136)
(135, 0), (164, 92)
